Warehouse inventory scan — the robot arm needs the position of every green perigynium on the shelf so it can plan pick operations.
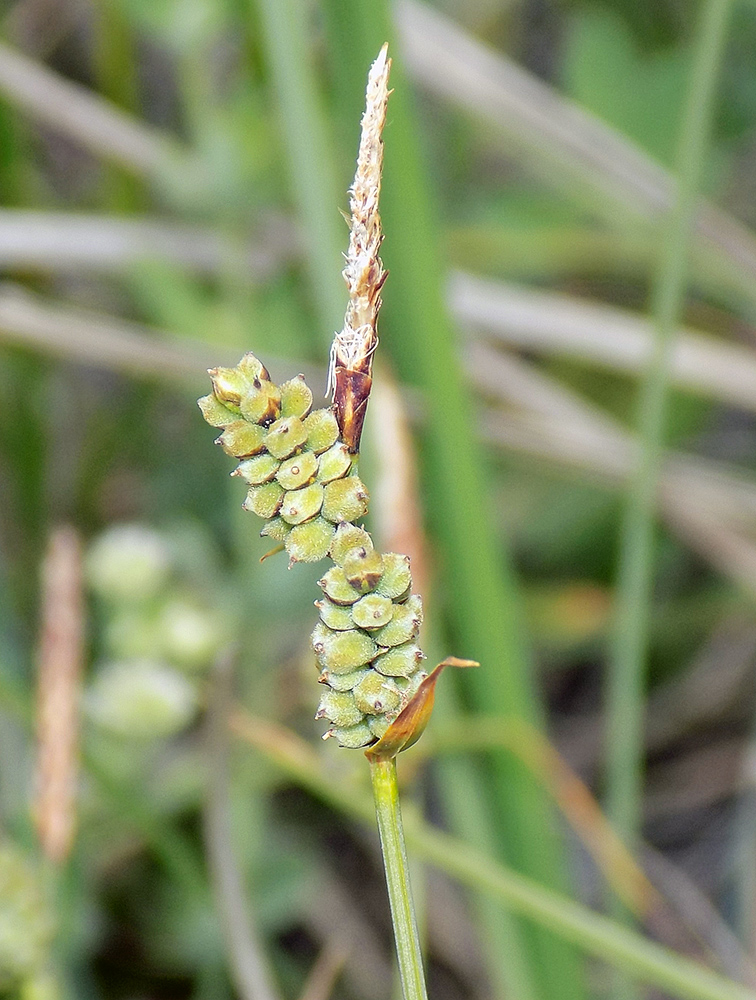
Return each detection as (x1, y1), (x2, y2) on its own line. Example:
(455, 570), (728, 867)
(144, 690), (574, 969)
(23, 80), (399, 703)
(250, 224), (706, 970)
(199, 353), (427, 748)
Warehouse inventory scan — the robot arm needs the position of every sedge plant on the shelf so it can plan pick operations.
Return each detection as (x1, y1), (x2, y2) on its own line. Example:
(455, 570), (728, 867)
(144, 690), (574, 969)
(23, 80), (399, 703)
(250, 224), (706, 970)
(198, 46), (475, 1000)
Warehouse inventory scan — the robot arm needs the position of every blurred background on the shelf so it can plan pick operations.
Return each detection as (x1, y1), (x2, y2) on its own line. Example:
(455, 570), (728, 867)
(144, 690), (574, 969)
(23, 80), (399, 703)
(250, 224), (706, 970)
(2, 0), (756, 998)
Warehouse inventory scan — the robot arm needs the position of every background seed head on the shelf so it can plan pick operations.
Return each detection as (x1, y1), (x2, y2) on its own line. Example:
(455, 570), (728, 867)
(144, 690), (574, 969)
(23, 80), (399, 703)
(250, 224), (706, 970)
(157, 598), (222, 671)
(84, 660), (197, 739)
(86, 524), (171, 604)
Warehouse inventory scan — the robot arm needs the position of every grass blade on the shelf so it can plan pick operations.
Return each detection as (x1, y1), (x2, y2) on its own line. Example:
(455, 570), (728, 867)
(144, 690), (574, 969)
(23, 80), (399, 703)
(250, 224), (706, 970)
(606, 0), (735, 858)
(253, 0), (345, 346)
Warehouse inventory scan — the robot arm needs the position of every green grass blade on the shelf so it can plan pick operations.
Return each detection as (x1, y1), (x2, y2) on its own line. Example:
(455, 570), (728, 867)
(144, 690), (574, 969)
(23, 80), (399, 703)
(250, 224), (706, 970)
(253, 0), (345, 348)
(606, 8), (734, 992)
(606, 0), (735, 851)
(90, 0), (143, 211)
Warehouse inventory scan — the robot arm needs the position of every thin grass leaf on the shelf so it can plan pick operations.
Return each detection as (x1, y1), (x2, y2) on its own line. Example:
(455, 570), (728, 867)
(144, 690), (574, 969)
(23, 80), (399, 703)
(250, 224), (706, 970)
(605, 0), (735, 876)
(0, 40), (206, 198)
(254, 0), (345, 345)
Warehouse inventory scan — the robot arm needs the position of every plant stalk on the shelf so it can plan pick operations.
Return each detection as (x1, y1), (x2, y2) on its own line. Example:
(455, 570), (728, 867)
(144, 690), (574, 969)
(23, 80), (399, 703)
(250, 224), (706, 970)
(606, 0), (734, 852)
(606, 5), (734, 992)
(369, 756), (428, 1000)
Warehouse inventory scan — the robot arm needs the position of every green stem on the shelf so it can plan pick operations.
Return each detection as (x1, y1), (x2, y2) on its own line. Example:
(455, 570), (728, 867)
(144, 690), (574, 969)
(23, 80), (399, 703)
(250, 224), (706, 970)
(606, 0), (734, 848)
(369, 756), (428, 1000)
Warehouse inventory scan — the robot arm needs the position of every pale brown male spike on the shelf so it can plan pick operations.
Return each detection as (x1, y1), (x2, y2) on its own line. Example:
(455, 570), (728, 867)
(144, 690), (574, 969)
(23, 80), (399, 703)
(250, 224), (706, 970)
(329, 43), (391, 453)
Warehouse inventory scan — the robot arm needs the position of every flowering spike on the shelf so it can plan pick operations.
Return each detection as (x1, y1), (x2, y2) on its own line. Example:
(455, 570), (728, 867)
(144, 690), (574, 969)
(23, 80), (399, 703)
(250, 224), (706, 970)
(198, 48), (473, 753)
(328, 42), (391, 453)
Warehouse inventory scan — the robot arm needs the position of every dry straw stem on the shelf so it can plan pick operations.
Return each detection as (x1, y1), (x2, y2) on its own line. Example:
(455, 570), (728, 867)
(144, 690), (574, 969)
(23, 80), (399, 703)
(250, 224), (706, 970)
(415, 715), (756, 976)
(0, 283), (322, 389)
(0, 210), (294, 278)
(416, 717), (658, 919)
(296, 938), (349, 1000)
(452, 272), (756, 415)
(0, 40), (200, 188)
(34, 526), (84, 864)
(7, 280), (756, 602)
(330, 43), (390, 453)
(4, 209), (756, 420)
